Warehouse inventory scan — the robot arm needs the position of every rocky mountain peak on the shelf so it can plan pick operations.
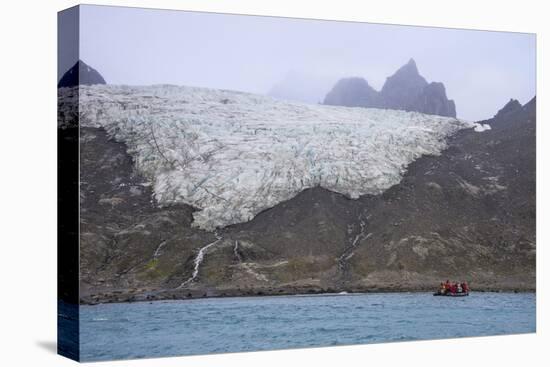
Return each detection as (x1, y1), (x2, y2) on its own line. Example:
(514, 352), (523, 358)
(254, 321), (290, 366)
(379, 59), (428, 110)
(324, 59), (456, 117)
(381, 59), (426, 89)
(494, 98), (522, 119)
(392, 58), (421, 78)
(323, 77), (378, 107)
(58, 60), (106, 88)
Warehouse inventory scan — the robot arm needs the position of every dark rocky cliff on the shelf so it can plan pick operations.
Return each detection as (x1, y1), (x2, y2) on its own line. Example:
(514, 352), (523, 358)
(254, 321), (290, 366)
(324, 59), (456, 117)
(415, 82), (456, 118)
(76, 97), (535, 303)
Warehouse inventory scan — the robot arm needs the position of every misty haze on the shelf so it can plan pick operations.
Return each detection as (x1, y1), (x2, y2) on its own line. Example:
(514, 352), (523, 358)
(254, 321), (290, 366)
(59, 5), (535, 121)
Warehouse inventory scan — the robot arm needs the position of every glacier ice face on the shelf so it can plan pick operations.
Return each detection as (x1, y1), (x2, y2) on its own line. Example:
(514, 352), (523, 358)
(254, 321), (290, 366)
(65, 84), (480, 230)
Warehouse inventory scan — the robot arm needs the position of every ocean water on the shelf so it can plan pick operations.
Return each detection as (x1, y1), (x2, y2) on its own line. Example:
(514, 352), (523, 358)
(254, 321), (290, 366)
(79, 292), (535, 361)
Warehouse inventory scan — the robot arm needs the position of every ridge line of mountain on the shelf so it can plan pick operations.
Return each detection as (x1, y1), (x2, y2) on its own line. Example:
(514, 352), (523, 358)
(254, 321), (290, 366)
(324, 58), (456, 118)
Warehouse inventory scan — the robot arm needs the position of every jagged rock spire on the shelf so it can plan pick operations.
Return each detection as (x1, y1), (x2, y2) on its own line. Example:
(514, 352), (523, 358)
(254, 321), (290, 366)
(324, 59), (456, 117)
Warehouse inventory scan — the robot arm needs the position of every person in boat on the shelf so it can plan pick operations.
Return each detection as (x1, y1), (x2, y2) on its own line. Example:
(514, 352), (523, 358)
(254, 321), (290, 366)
(456, 282), (463, 293)
(444, 280), (451, 292)
(449, 283), (457, 294)
(461, 282), (469, 293)
(438, 282), (447, 295)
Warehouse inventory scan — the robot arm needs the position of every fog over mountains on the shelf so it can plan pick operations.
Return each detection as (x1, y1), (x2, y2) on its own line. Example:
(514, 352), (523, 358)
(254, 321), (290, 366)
(267, 71), (337, 105)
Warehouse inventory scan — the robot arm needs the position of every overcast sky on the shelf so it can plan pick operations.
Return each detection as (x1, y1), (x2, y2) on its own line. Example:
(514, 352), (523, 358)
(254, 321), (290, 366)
(63, 5), (535, 121)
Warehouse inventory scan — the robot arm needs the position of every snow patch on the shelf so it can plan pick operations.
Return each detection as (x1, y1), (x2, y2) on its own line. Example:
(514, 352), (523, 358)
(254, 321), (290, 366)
(473, 123), (491, 132)
(65, 85), (479, 229)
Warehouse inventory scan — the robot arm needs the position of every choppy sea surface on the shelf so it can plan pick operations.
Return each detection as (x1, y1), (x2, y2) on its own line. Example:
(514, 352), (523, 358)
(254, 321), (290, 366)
(78, 292), (535, 361)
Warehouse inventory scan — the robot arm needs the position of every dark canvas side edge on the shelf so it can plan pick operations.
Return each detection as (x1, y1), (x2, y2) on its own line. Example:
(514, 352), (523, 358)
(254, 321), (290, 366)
(57, 4), (80, 362)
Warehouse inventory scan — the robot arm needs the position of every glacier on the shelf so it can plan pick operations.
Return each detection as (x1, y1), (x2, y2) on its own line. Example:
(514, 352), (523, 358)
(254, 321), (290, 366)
(62, 84), (485, 230)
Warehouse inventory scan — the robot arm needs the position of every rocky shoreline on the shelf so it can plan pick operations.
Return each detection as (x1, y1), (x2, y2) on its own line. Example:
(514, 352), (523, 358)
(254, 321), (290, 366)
(81, 284), (536, 305)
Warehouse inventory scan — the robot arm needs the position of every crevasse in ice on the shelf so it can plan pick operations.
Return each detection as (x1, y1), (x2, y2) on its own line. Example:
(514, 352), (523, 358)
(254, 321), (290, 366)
(67, 84), (485, 230)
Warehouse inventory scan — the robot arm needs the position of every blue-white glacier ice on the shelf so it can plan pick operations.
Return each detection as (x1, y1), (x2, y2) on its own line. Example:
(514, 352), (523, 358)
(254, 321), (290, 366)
(70, 84), (488, 229)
